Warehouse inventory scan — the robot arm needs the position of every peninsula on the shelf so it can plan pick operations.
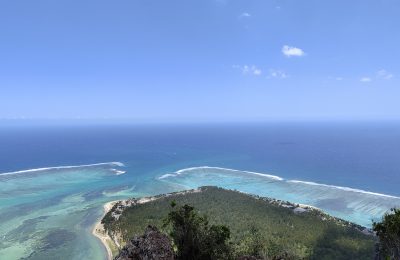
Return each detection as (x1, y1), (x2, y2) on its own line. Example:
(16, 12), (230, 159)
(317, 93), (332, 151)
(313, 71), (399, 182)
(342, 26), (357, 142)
(96, 186), (376, 259)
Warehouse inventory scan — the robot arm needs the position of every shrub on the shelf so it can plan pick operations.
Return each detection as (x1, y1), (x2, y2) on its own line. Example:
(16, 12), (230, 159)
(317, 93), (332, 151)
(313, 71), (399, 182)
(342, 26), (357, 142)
(373, 208), (400, 259)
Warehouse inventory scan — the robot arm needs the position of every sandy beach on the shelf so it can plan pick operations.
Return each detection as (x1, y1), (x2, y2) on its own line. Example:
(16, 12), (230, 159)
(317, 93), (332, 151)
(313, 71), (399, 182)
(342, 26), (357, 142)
(92, 200), (119, 260)
(91, 197), (162, 260)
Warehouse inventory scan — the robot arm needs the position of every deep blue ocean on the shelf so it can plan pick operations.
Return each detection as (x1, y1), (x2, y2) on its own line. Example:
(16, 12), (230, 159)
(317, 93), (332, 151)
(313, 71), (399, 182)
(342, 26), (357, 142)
(1, 121), (400, 259)
(1, 122), (400, 194)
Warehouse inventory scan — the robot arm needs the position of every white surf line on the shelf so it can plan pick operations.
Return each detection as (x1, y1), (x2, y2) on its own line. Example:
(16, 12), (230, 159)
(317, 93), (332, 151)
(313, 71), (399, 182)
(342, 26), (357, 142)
(160, 166), (400, 200)
(0, 162), (125, 176)
(288, 180), (400, 199)
(159, 166), (284, 181)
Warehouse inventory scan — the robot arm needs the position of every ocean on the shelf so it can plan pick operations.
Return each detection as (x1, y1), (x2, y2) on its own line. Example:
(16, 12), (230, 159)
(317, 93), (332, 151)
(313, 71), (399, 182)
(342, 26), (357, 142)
(1, 121), (400, 259)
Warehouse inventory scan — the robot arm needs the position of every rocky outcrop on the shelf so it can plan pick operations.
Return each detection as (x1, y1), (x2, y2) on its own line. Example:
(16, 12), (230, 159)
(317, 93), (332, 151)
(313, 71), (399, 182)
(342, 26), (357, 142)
(114, 226), (174, 260)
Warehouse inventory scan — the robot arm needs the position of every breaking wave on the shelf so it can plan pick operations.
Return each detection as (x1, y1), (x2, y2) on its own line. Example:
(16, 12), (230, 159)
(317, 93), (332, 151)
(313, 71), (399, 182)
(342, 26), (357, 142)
(287, 180), (400, 199)
(0, 162), (125, 176)
(159, 166), (284, 181)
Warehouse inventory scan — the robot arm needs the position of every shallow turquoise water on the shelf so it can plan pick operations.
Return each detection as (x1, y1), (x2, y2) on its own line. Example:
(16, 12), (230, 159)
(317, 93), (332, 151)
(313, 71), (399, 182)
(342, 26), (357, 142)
(0, 161), (190, 259)
(0, 164), (123, 259)
(1, 164), (400, 259)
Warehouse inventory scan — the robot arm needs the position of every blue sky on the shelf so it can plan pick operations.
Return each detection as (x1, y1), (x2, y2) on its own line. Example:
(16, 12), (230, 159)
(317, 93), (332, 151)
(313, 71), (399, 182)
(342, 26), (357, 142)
(0, 0), (399, 122)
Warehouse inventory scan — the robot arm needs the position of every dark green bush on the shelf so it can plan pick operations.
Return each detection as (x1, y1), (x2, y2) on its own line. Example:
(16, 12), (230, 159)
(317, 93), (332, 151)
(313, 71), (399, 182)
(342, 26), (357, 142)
(164, 203), (232, 259)
(373, 208), (400, 259)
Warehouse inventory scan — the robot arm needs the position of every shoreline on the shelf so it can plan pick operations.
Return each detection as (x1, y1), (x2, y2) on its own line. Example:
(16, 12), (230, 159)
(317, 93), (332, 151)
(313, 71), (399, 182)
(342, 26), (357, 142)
(91, 197), (168, 260)
(92, 200), (119, 260)
(92, 189), (202, 260)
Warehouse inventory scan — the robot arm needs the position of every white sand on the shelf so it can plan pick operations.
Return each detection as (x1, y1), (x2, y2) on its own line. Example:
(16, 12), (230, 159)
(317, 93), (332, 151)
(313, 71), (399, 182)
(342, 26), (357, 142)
(92, 201), (119, 260)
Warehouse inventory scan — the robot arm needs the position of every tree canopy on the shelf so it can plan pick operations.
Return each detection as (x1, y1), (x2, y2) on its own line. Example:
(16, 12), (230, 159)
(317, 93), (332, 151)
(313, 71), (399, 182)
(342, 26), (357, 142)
(373, 208), (400, 259)
(163, 202), (232, 260)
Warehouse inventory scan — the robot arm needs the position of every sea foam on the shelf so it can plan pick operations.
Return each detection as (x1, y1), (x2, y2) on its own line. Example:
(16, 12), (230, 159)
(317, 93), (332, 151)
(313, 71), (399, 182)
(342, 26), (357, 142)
(287, 180), (400, 199)
(159, 166), (284, 181)
(0, 162), (125, 176)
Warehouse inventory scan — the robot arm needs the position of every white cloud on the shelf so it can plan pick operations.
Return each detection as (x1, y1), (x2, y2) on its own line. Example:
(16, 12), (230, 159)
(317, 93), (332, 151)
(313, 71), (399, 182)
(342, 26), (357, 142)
(282, 45), (305, 57)
(233, 65), (262, 76)
(335, 77), (343, 81)
(377, 69), (393, 80)
(268, 69), (287, 79)
(239, 12), (251, 18)
(360, 77), (372, 82)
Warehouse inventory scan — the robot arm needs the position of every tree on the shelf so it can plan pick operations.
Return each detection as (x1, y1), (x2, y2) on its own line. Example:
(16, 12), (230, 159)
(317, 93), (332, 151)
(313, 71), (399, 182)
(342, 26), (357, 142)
(164, 203), (232, 260)
(373, 208), (400, 259)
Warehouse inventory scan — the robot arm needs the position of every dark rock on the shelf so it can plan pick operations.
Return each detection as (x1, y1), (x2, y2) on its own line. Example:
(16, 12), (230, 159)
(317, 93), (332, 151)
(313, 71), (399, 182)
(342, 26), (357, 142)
(115, 225), (174, 260)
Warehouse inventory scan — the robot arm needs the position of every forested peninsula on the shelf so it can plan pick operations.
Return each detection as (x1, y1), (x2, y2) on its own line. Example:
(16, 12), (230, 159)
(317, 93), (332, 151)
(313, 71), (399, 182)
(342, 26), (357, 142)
(96, 186), (378, 259)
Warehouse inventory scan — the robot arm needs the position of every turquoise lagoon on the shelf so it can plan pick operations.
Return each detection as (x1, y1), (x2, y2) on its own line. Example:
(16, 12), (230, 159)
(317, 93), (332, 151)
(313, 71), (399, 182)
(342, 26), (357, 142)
(1, 123), (400, 259)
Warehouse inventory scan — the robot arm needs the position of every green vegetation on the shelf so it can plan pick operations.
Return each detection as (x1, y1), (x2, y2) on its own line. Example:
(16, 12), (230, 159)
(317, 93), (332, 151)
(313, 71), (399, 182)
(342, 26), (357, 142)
(103, 186), (375, 259)
(373, 208), (400, 259)
(164, 203), (232, 259)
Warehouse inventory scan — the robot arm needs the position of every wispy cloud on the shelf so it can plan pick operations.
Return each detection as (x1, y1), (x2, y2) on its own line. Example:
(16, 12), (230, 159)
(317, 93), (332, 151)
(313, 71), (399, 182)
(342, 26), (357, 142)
(282, 45), (305, 57)
(360, 77), (372, 82)
(335, 77), (343, 81)
(233, 65), (262, 76)
(359, 69), (393, 83)
(239, 12), (251, 18)
(377, 69), (394, 80)
(268, 69), (287, 79)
